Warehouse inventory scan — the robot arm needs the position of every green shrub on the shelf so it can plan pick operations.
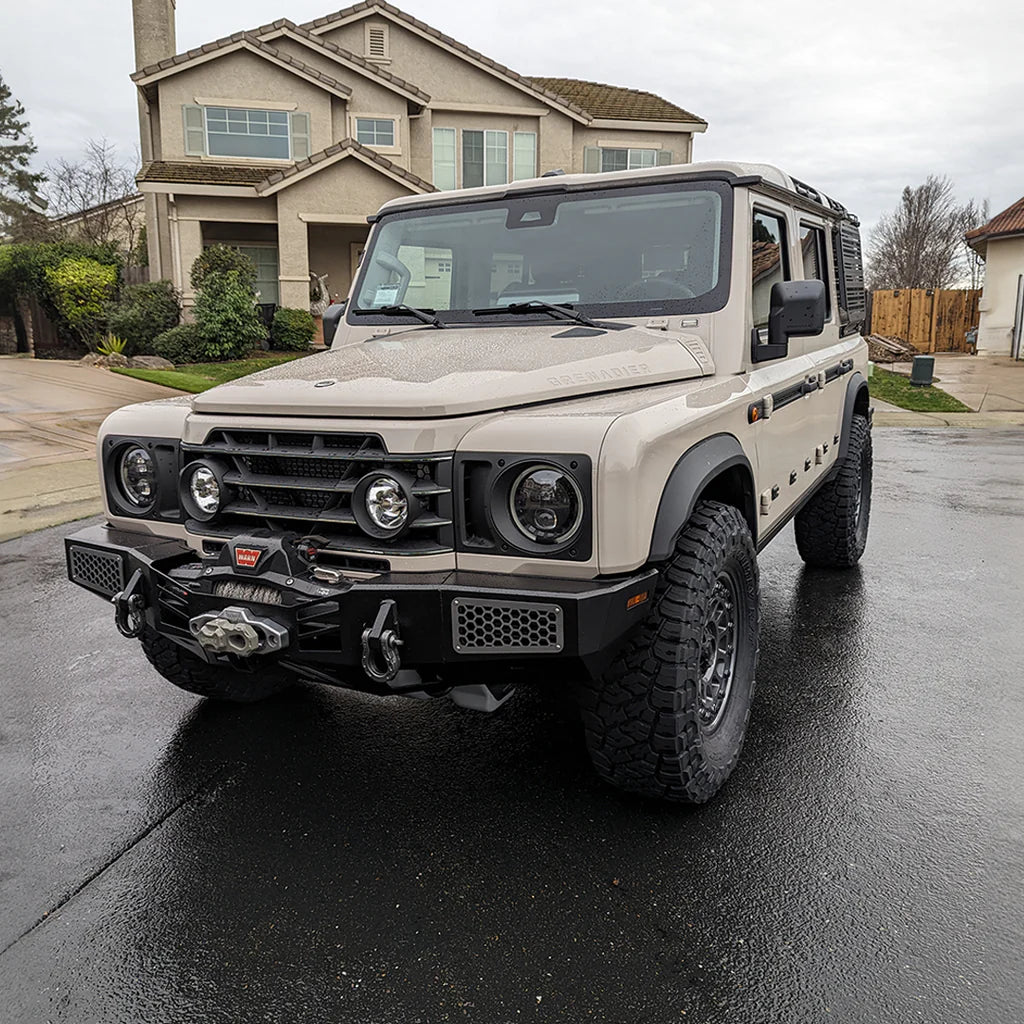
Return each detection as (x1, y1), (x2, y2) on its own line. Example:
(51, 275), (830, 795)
(190, 244), (256, 293)
(107, 280), (181, 354)
(271, 307), (316, 351)
(44, 257), (118, 348)
(150, 323), (206, 365)
(193, 269), (267, 360)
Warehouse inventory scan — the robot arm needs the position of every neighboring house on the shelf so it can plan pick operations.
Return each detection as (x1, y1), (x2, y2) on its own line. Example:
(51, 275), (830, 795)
(51, 193), (146, 256)
(130, 0), (707, 313)
(966, 197), (1024, 358)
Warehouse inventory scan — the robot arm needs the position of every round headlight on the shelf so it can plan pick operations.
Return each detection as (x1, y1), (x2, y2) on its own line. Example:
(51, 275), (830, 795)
(510, 466), (583, 545)
(365, 476), (409, 532)
(188, 465), (221, 517)
(118, 446), (157, 508)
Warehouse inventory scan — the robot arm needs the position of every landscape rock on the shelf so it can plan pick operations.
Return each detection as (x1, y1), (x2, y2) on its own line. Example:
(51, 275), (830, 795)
(128, 355), (174, 370)
(79, 353), (104, 366)
(103, 352), (130, 368)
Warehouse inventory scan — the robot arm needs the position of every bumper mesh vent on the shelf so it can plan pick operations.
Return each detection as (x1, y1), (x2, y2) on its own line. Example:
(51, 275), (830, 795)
(452, 598), (563, 655)
(69, 545), (125, 597)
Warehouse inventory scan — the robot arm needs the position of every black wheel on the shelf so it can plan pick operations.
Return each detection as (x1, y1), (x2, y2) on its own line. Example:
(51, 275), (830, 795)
(140, 627), (292, 702)
(579, 500), (760, 803)
(795, 413), (872, 568)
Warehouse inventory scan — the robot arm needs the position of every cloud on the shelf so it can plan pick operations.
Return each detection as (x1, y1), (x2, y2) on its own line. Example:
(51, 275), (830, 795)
(3, 0), (1021, 232)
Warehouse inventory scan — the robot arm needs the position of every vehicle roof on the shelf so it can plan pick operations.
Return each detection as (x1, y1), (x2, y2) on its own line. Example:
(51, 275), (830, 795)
(373, 161), (854, 222)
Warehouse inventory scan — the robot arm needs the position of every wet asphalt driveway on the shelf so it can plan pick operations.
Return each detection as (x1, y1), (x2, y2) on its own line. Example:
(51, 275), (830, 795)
(1, 428), (1022, 1023)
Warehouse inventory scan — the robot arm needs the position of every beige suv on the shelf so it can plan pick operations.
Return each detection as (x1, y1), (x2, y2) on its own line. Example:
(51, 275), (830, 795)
(66, 161), (871, 803)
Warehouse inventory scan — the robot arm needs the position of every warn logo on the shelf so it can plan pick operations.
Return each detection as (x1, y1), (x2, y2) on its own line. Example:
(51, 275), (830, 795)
(233, 547), (264, 569)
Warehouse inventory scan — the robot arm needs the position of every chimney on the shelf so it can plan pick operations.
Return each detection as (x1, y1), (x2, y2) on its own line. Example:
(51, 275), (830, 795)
(132, 0), (177, 71)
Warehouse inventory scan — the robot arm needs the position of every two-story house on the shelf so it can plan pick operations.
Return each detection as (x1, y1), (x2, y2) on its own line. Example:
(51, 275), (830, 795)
(131, 0), (708, 312)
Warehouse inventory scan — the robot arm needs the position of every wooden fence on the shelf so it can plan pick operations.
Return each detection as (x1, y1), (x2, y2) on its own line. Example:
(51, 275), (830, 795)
(868, 288), (981, 353)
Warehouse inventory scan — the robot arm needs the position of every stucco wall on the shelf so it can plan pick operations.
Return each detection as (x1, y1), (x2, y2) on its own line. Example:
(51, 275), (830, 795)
(308, 223), (370, 303)
(977, 236), (1024, 355)
(156, 50), (335, 160)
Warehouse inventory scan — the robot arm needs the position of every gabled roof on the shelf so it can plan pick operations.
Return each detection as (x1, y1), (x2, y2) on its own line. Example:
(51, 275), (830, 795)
(300, 2), (591, 123)
(257, 137), (436, 195)
(966, 197), (1024, 251)
(253, 19), (430, 104)
(131, 32), (353, 101)
(528, 77), (705, 126)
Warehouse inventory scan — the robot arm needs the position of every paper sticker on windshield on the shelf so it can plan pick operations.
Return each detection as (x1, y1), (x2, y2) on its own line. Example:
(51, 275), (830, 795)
(374, 285), (399, 306)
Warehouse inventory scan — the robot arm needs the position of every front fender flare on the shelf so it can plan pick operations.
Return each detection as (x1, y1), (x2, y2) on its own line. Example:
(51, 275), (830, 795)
(648, 433), (755, 562)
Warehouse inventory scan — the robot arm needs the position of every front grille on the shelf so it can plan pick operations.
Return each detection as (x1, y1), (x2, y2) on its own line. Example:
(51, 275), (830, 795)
(181, 429), (454, 556)
(68, 545), (125, 597)
(452, 598), (564, 655)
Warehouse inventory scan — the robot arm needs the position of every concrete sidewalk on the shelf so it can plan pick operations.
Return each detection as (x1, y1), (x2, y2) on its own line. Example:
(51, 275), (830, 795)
(0, 356), (182, 541)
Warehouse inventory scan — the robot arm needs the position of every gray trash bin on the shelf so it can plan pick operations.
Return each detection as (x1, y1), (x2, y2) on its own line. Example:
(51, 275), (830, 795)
(909, 354), (934, 387)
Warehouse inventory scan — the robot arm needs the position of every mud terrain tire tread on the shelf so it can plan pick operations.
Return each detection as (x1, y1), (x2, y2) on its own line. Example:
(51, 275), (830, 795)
(140, 627), (292, 702)
(794, 413), (872, 568)
(579, 500), (759, 804)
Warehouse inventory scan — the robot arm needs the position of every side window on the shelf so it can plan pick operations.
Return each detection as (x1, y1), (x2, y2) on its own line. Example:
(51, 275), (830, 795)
(751, 210), (789, 337)
(799, 223), (832, 319)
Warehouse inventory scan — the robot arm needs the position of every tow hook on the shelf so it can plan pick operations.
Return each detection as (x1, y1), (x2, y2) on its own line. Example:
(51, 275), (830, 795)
(112, 569), (146, 639)
(361, 599), (403, 684)
(189, 606), (290, 657)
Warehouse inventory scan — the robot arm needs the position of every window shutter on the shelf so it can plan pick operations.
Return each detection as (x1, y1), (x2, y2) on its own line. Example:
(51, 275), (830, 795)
(290, 112), (311, 160)
(367, 24), (388, 59)
(583, 147), (601, 174)
(183, 105), (205, 155)
(657, 150), (673, 166)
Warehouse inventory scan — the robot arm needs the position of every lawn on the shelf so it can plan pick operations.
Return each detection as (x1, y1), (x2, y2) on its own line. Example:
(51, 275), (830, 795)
(112, 352), (307, 394)
(868, 366), (971, 413)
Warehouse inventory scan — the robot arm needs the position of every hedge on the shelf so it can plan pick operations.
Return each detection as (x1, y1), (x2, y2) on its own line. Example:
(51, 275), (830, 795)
(271, 307), (316, 351)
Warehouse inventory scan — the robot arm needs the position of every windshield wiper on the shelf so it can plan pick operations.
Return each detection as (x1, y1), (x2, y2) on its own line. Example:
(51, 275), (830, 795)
(472, 301), (599, 329)
(351, 304), (446, 329)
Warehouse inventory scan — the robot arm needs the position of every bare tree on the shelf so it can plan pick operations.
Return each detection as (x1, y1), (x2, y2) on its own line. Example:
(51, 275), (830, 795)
(867, 176), (982, 291)
(44, 139), (142, 255)
(960, 197), (990, 292)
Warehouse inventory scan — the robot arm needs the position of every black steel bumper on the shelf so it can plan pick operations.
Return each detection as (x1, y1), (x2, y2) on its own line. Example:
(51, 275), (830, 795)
(65, 524), (658, 691)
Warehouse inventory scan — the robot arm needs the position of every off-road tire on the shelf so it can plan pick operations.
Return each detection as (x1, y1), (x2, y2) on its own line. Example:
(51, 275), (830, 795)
(795, 413), (872, 568)
(140, 627), (292, 702)
(579, 500), (760, 803)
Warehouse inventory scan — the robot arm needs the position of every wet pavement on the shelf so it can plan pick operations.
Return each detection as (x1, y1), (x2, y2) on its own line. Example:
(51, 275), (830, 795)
(1, 428), (1022, 1023)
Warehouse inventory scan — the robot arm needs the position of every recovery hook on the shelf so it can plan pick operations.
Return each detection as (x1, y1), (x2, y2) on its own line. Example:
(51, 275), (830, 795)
(112, 568), (146, 639)
(361, 599), (404, 684)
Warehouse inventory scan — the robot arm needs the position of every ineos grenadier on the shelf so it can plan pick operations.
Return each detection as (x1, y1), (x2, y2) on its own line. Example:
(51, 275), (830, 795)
(66, 161), (871, 803)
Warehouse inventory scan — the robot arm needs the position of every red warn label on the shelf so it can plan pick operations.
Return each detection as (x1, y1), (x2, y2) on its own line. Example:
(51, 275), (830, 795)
(234, 547), (264, 569)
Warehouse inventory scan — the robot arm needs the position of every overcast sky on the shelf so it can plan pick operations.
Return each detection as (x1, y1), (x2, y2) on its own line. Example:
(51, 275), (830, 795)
(3, 0), (1021, 234)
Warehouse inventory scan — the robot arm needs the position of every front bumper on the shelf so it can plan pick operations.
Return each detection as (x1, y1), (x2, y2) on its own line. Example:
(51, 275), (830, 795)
(65, 524), (657, 691)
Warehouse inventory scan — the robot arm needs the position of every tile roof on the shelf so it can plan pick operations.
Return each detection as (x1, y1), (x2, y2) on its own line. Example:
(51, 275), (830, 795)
(300, 2), (590, 120)
(255, 19), (430, 103)
(137, 162), (274, 186)
(131, 32), (353, 100)
(966, 196), (1024, 245)
(257, 137), (436, 193)
(528, 77), (705, 124)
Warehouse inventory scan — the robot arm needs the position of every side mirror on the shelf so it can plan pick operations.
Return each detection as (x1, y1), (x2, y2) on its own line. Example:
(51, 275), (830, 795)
(768, 279), (826, 348)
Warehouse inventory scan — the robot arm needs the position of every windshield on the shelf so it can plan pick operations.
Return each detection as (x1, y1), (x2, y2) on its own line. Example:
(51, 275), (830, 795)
(349, 180), (731, 325)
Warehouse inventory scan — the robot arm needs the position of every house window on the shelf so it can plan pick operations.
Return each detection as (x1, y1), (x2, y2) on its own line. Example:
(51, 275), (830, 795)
(583, 146), (672, 173)
(365, 23), (389, 60)
(205, 107), (290, 160)
(512, 131), (537, 180)
(355, 118), (395, 148)
(185, 106), (308, 161)
(800, 223), (832, 319)
(432, 127), (456, 190)
(459, 129), (528, 188)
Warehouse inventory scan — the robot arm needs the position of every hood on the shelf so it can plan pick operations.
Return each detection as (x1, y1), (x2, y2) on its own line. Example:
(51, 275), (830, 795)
(190, 323), (711, 419)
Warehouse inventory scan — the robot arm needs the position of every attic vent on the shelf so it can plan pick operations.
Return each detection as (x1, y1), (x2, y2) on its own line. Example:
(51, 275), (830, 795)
(366, 24), (388, 60)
